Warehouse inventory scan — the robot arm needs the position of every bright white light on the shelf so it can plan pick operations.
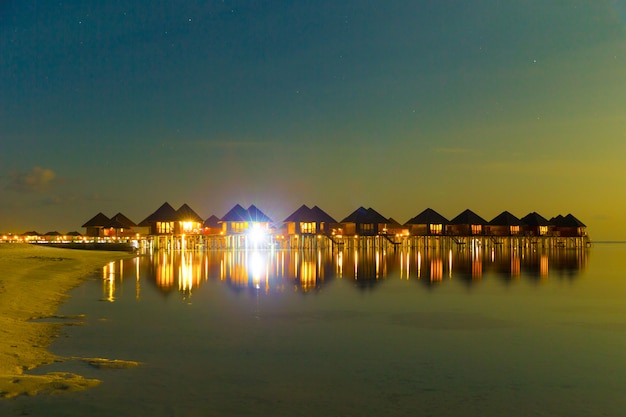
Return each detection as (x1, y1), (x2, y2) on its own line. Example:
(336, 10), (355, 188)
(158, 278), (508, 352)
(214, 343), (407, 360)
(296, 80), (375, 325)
(247, 223), (267, 247)
(249, 250), (266, 284)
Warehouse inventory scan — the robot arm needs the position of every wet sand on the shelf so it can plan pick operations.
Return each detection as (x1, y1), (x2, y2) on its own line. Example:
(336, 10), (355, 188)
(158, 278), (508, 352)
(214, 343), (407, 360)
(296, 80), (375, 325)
(0, 244), (134, 399)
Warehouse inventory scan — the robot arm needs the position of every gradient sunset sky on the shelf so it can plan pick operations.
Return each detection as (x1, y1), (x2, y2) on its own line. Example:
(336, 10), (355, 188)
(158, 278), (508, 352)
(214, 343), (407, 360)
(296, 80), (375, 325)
(1, 1), (626, 240)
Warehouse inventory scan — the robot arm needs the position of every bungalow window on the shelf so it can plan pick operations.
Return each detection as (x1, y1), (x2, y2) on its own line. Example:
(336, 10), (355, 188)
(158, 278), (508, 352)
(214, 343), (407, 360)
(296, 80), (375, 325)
(429, 224), (443, 235)
(181, 221), (195, 233)
(471, 224), (482, 235)
(231, 222), (247, 233)
(361, 223), (375, 233)
(510, 225), (520, 235)
(539, 226), (548, 236)
(157, 222), (174, 234)
(300, 222), (316, 234)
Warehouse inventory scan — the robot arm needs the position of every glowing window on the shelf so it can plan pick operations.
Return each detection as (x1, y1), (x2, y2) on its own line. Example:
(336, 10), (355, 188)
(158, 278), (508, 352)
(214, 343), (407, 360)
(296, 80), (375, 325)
(157, 222), (173, 234)
(361, 223), (375, 233)
(539, 226), (548, 236)
(181, 221), (195, 232)
(510, 225), (520, 235)
(231, 222), (248, 233)
(429, 224), (443, 235)
(471, 224), (482, 235)
(300, 222), (316, 234)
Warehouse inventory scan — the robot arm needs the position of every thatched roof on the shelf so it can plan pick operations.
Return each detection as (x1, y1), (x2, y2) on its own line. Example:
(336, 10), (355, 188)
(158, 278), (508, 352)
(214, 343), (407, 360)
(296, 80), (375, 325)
(107, 212), (137, 228)
(405, 208), (449, 225)
(44, 231), (61, 236)
(488, 211), (523, 226)
(82, 212), (110, 228)
(564, 213), (586, 227)
(552, 213), (586, 228)
(66, 231), (82, 236)
(203, 215), (221, 228)
(387, 217), (402, 227)
(284, 205), (337, 223)
(176, 203), (203, 223)
(341, 207), (389, 224)
(449, 209), (487, 225)
(247, 205), (272, 223)
(311, 206), (337, 224)
(221, 204), (272, 223)
(139, 202), (177, 226)
(284, 204), (311, 222)
(105, 219), (131, 229)
(520, 212), (551, 227)
(221, 204), (249, 222)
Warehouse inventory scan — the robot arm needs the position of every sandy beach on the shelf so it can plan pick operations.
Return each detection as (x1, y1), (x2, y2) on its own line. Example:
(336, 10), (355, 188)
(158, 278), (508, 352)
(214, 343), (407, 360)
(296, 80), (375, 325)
(0, 244), (134, 399)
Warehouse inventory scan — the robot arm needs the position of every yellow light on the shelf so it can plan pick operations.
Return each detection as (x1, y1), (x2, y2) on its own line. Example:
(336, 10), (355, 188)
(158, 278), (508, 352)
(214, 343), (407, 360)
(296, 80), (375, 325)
(182, 221), (194, 232)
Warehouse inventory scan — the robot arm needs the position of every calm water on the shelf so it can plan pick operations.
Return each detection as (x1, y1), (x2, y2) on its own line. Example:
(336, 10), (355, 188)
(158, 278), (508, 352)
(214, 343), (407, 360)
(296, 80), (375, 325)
(2, 243), (625, 416)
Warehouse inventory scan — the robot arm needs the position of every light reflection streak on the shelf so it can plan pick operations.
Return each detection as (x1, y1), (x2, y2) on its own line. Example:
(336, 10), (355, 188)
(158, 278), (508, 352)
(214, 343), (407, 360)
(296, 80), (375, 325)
(121, 244), (588, 300)
(102, 261), (116, 302)
(417, 251), (421, 279)
(135, 257), (141, 300)
(337, 251), (343, 277)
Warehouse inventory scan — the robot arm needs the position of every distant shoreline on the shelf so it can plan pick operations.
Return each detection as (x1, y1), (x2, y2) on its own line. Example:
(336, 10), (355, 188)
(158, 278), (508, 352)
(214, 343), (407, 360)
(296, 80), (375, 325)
(0, 244), (134, 399)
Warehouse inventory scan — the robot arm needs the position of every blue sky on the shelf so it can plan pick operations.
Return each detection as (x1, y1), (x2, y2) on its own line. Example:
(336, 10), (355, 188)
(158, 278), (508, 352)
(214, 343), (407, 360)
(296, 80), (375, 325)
(1, 1), (626, 239)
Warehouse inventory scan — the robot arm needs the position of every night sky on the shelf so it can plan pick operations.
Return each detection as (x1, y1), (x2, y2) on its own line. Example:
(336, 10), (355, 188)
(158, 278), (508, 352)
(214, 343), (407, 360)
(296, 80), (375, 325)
(2, 1), (626, 240)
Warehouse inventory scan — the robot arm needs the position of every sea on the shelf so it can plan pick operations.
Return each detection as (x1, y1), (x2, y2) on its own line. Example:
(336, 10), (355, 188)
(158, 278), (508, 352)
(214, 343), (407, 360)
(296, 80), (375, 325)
(1, 242), (625, 416)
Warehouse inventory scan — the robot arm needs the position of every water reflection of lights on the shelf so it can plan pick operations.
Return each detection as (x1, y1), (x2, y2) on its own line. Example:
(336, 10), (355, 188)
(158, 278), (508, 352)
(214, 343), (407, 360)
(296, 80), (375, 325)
(540, 254), (549, 278)
(133, 245), (587, 299)
(102, 260), (125, 302)
(375, 250), (380, 278)
(430, 258), (443, 282)
(102, 261), (116, 302)
(249, 251), (266, 289)
(300, 260), (316, 291)
(417, 251), (422, 279)
(135, 257), (141, 301)
(336, 251), (343, 277)
(178, 251), (194, 294)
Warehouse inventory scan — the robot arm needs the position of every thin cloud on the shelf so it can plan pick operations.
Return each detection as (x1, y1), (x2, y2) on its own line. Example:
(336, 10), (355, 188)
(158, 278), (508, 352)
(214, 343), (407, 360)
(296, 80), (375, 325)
(5, 167), (58, 193)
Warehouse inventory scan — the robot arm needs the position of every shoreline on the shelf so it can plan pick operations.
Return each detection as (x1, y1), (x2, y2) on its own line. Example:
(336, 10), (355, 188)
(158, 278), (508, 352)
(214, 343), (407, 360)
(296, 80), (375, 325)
(0, 244), (134, 399)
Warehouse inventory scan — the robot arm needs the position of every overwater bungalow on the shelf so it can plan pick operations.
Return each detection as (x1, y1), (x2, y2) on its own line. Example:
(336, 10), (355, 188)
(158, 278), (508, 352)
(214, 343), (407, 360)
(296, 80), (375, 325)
(386, 217), (409, 236)
(220, 204), (272, 235)
(339, 207), (390, 236)
(66, 231), (83, 242)
(21, 231), (42, 242)
(283, 204), (337, 235)
(43, 231), (62, 242)
(404, 208), (449, 236)
(446, 209), (487, 236)
(203, 215), (222, 235)
(82, 212), (110, 238)
(103, 212), (137, 239)
(175, 203), (204, 234)
(485, 211), (523, 236)
(551, 214), (587, 237)
(139, 202), (178, 235)
(139, 202), (204, 235)
(520, 212), (552, 236)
